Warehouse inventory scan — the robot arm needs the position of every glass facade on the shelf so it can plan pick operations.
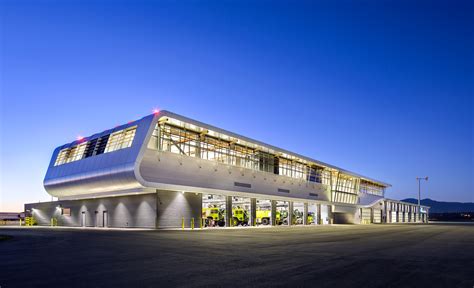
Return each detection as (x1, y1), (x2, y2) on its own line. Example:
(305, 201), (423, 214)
(54, 126), (137, 166)
(105, 127), (137, 153)
(148, 117), (331, 185)
(331, 172), (358, 204)
(359, 180), (385, 196)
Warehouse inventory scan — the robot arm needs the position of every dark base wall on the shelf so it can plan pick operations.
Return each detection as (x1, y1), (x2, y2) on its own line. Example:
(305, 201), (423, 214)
(156, 190), (202, 228)
(25, 191), (203, 229)
(25, 193), (157, 228)
(333, 212), (355, 224)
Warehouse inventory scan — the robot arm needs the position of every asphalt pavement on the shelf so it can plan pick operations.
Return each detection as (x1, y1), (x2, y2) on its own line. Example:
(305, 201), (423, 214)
(1, 223), (473, 287)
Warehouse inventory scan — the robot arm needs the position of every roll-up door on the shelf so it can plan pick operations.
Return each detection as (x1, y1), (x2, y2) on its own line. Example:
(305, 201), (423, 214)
(373, 209), (382, 223)
(361, 208), (372, 224)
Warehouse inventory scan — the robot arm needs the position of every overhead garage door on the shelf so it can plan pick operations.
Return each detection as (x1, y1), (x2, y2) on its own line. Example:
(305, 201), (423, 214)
(373, 210), (382, 223)
(391, 212), (397, 223)
(361, 208), (372, 224)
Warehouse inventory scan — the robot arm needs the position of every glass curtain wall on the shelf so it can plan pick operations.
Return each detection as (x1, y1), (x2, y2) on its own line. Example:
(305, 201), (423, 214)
(148, 118), (332, 185)
(359, 180), (385, 196)
(331, 172), (358, 204)
(54, 126), (137, 166)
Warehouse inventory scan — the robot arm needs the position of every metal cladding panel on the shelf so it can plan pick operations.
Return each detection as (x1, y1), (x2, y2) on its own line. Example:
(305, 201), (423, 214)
(43, 115), (155, 198)
(358, 193), (384, 207)
(137, 149), (331, 202)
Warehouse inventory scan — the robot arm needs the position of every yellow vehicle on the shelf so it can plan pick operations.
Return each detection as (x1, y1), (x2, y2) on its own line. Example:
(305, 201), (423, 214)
(293, 209), (304, 225)
(202, 207), (225, 227)
(307, 212), (315, 224)
(256, 210), (281, 225)
(231, 207), (249, 226)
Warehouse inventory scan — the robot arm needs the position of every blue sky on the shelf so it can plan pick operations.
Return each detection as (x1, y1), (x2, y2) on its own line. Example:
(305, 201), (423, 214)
(1, 0), (473, 211)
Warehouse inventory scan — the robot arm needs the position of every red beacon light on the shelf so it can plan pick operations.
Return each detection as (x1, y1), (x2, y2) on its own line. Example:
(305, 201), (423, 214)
(152, 108), (160, 115)
(76, 136), (85, 142)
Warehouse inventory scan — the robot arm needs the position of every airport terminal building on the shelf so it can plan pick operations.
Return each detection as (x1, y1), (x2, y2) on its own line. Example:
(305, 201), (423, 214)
(25, 110), (429, 228)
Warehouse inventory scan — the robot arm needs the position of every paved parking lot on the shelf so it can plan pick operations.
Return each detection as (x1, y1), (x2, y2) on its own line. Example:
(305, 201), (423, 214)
(1, 223), (473, 287)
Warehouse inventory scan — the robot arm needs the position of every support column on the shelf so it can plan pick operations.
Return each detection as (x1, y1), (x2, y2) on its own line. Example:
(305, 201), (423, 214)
(317, 204), (322, 225)
(328, 205), (333, 224)
(303, 203), (308, 225)
(225, 196), (232, 227)
(288, 202), (293, 226)
(250, 198), (257, 226)
(271, 200), (277, 226)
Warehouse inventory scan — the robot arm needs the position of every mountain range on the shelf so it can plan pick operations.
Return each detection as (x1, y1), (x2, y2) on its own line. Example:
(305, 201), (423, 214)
(401, 198), (474, 213)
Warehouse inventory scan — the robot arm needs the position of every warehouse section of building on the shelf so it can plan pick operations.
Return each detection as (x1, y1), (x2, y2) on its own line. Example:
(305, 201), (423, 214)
(25, 110), (429, 228)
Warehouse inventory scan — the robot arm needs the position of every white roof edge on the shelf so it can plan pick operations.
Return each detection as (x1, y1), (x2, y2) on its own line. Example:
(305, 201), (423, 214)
(156, 110), (391, 187)
(385, 198), (430, 208)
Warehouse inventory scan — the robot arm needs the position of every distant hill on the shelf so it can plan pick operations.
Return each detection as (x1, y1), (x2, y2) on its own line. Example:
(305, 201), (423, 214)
(401, 198), (474, 213)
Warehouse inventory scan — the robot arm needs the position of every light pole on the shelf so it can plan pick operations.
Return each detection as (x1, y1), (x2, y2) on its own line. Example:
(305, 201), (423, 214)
(416, 177), (428, 222)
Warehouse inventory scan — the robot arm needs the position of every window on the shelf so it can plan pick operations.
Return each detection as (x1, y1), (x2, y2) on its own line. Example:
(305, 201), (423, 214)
(54, 126), (136, 166)
(150, 117), (359, 192)
(151, 118), (337, 184)
(332, 191), (357, 204)
(68, 142), (87, 162)
(359, 180), (385, 196)
(331, 173), (358, 204)
(105, 126), (137, 153)
(54, 148), (70, 166)
(61, 208), (71, 216)
(54, 142), (87, 166)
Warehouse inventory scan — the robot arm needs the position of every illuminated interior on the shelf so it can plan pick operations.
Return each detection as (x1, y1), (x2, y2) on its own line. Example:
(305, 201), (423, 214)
(147, 116), (389, 205)
(359, 180), (385, 196)
(148, 117), (332, 185)
(54, 126), (137, 166)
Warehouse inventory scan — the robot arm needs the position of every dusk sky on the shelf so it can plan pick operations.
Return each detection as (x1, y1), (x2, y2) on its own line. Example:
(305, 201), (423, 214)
(1, 0), (472, 211)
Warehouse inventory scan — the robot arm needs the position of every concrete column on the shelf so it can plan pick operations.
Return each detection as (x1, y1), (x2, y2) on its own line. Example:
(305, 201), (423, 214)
(225, 196), (232, 227)
(317, 204), (322, 225)
(250, 198), (257, 226)
(271, 200), (277, 226)
(303, 203), (308, 225)
(288, 202), (293, 226)
(328, 205), (333, 224)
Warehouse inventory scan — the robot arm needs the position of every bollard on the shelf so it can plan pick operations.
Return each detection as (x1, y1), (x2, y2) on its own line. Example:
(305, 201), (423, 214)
(200, 218), (203, 229)
(19, 219), (22, 226)
(181, 217), (184, 230)
(191, 218), (194, 230)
